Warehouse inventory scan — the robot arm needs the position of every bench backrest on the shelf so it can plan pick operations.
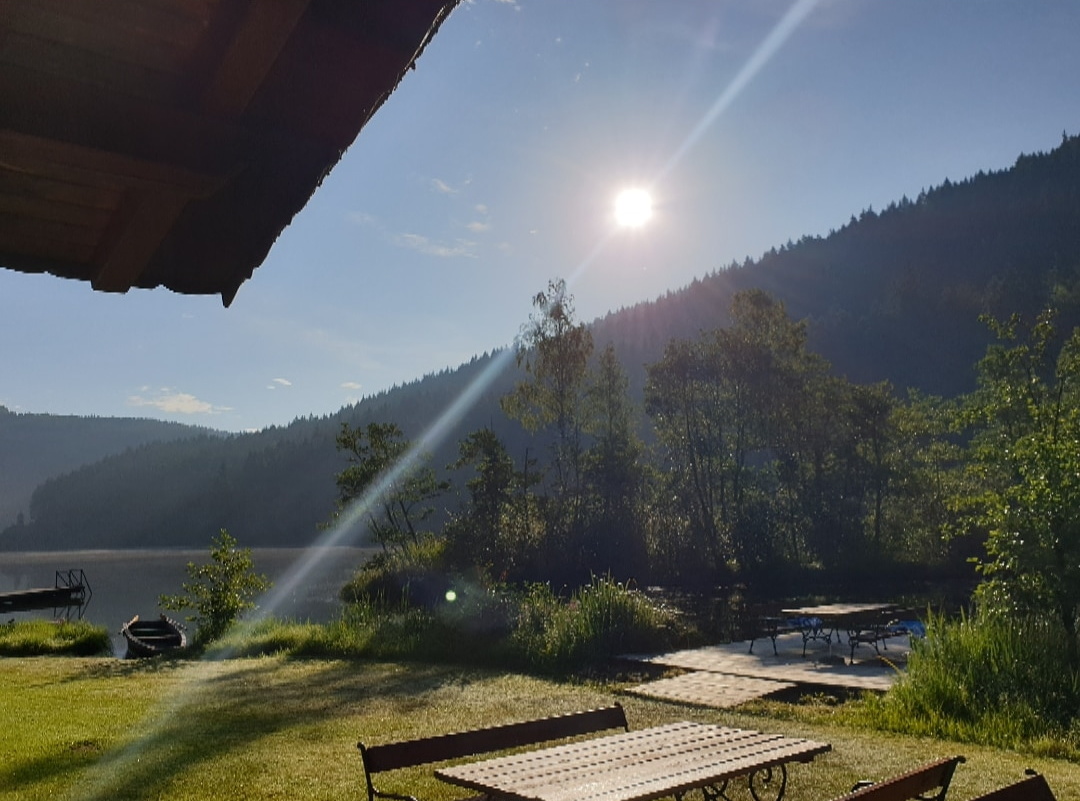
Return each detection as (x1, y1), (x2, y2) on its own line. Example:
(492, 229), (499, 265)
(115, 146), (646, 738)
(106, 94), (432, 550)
(833, 756), (966, 801)
(968, 772), (1056, 801)
(359, 704), (628, 801)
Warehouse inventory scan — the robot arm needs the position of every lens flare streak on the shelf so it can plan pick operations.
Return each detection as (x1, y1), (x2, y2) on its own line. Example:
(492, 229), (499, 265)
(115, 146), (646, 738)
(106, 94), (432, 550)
(77, 3), (822, 796)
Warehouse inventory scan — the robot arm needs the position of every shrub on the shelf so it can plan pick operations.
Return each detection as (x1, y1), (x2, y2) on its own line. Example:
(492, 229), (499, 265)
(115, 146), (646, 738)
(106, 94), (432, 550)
(160, 529), (271, 645)
(339, 538), (451, 610)
(863, 609), (1080, 754)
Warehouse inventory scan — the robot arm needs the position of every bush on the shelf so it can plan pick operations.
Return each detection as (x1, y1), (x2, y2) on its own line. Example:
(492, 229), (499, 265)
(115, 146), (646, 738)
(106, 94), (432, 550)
(511, 576), (679, 674)
(340, 538), (451, 609)
(219, 575), (677, 674)
(863, 609), (1080, 755)
(0, 619), (112, 656)
(159, 529), (271, 645)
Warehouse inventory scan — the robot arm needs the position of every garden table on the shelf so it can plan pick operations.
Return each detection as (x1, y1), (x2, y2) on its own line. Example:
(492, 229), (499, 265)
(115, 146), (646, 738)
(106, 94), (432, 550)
(435, 720), (830, 801)
(780, 603), (902, 660)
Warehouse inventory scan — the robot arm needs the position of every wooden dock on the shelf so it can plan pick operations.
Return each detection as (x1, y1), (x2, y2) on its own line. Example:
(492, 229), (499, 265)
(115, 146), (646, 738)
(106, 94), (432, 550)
(622, 630), (910, 709)
(0, 569), (91, 618)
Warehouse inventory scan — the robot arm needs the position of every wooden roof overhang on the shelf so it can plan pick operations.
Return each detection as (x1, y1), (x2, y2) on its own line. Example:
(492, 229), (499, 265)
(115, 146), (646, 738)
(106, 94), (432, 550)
(0, 0), (460, 306)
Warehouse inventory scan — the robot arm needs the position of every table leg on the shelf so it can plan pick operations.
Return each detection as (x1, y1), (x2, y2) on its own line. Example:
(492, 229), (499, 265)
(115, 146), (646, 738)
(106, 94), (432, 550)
(748, 763), (788, 801)
(700, 778), (731, 801)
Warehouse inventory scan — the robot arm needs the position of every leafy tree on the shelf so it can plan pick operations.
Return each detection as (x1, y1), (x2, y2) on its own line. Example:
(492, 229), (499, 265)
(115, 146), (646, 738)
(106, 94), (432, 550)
(877, 391), (965, 565)
(958, 311), (1080, 665)
(645, 291), (827, 573)
(443, 428), (542, 581)
(645, 289), (919, 577)
(502, 279), (594, 579)
(159, 529), (270, 644)
(582, 344), (648, 577)
(334, 421), (448, 552)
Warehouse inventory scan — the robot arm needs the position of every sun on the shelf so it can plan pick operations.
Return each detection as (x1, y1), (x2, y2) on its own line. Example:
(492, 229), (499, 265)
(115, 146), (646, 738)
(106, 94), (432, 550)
(613, 188), (653, 228)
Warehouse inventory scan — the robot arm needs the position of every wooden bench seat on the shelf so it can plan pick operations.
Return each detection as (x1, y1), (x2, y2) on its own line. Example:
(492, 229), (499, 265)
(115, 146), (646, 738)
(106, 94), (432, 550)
(847, 615), (925, 662)
(750, 615), (832, 656)
(358, 704), (628, 801)
(831, 755), (965, 801)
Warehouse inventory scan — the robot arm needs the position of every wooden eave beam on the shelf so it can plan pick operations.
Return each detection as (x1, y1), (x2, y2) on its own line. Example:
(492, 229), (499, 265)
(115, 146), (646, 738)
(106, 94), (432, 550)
(91, 186), (193, 292)
(0, 130), (224, 196)
(200, 0), (314, 118)
(0, 130), (224, 292)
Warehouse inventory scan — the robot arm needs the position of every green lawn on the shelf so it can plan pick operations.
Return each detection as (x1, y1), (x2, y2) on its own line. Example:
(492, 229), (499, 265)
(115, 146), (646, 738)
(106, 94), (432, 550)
(2, 656), (1079, 801)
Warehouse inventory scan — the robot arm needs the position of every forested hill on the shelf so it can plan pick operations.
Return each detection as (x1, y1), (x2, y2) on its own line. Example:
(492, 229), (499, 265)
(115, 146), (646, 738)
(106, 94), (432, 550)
(0, 406), (214, 529)
(5, 132), (1080, 551)
(0, 355), (524, 550)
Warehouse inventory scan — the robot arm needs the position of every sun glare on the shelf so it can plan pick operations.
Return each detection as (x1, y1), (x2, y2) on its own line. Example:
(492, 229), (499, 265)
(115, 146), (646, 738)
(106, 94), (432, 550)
(614, 188), (653, 228)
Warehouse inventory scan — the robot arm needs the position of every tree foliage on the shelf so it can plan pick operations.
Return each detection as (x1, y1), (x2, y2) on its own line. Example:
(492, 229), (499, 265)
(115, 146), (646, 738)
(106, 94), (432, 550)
(159, 529), (271, 644)
(443, 428), (542, 581)
(645, 290), (941, 580)
(502, 279), (596, 580)
(957, 311), (1080, 664)
(334, 422), (449, 552)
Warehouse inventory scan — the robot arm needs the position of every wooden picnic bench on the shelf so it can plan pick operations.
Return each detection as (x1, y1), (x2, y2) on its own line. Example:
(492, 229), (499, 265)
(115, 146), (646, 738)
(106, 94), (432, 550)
(846, 621), (915, 662)
(357, 704), (628, 801)
(830, 755), (965, 801)
(968, 770), (1057, 800)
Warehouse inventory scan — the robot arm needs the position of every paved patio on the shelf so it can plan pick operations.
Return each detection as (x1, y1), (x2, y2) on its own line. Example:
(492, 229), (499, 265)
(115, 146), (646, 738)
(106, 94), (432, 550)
(622, 629), (911, 708)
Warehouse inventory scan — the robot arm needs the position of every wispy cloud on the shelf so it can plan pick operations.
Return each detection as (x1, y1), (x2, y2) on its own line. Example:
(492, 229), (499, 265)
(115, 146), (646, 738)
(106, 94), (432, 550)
(268, 378), (292, 390)
(395, 233), (477, 258)
(466, 203), (492, 233)
(341, 381), (362, 391)
(349, 212), (478, 258)
(431, 178), (458, 195)
(127, 388), (231, 416)
(347, 211), (377, 227)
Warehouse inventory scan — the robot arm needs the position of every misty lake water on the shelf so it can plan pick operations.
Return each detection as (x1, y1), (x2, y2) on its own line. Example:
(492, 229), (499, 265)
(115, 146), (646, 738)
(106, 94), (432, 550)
(0, 547), (376, 656)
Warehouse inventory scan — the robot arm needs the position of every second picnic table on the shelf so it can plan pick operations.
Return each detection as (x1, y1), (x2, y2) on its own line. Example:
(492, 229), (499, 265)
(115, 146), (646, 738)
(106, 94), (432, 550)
(435, 720), (830, 801)
(780, 603), (902, 660)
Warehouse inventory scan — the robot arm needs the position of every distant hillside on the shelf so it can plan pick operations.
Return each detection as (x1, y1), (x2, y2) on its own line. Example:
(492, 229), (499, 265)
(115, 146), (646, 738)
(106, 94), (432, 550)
(6, 132), (1080, 551)
(0, 355), (525, 550)
(0, 406), (215, 529)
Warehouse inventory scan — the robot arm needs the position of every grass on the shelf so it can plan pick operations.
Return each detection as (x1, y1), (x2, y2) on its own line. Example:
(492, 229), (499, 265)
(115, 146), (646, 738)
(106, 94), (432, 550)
(0, 619), (111, 656)
(4, 656), (1080, 801)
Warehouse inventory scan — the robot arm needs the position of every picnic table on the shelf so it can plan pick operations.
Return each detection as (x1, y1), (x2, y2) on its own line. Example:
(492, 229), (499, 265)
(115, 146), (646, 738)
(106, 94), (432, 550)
(780, 603), (916, 661)
(435, 720), (831, 801)
(780, 603), (897, 633)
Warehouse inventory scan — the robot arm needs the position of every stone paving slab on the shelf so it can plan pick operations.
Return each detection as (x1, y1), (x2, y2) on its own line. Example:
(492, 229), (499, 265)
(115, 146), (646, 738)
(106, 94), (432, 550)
(625, 670), (796, 708)
(624, 632), (909, 694)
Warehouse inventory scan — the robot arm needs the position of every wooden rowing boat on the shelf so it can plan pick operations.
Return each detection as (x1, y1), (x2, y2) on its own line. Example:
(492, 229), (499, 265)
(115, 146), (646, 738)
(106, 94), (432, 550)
(120, 614), (187, 658)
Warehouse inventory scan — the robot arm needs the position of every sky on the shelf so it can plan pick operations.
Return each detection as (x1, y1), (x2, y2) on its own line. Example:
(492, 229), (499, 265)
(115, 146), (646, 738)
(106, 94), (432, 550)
(2, 0), (1078, 433)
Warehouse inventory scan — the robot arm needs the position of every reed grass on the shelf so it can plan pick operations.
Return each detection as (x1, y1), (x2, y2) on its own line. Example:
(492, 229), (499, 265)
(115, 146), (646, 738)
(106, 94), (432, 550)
(511, 576), (679, 673)
(862, 610), (1080, 757)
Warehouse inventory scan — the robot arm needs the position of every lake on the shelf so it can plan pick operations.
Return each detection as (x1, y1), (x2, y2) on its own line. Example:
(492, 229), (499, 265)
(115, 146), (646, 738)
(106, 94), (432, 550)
(0, 547), (376, 656)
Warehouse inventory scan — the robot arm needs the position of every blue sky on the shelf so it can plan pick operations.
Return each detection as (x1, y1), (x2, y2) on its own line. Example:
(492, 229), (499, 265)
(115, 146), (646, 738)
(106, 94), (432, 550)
(2, 0), (1077, 432)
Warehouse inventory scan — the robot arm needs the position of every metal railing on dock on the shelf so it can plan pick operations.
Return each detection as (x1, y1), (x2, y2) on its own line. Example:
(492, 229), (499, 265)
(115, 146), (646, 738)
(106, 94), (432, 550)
(0, 569), (92, 619)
